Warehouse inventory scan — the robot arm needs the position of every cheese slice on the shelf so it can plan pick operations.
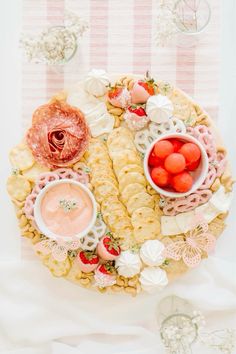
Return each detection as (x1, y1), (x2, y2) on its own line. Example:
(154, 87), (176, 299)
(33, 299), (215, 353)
(89, 113), (115, 137)
(67, 87), (114, 136)
(161, 216), (181, 236)
(195, 203), (218, 223)
(176, 211), (195, 233)
(209, 186), (232, 213)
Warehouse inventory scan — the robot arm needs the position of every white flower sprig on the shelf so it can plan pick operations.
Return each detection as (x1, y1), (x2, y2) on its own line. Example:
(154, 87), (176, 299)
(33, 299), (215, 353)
(20, 10), (88, 64)
(154, 0), (178, 47)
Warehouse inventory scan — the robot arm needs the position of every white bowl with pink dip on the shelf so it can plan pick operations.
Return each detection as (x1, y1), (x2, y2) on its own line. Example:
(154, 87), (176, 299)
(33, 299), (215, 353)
(34, 179), (97, 240)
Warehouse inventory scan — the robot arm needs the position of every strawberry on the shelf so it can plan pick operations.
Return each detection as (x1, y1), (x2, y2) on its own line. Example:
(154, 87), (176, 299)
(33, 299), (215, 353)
(124, 104), (149, 131)
(97, 233), (121, 261)
(107, 85), (123, 100)
(128, 105), (147, 117)
(137, 79), (155, 96)
(107, 84), (131, 108)
(97, 262), (116, 275)
(77, 250), (99, 273)
(130, 77), (156, 104)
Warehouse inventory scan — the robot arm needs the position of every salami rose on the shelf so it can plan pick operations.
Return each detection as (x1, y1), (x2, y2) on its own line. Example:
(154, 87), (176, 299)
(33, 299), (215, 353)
(26, 100), (90, 168)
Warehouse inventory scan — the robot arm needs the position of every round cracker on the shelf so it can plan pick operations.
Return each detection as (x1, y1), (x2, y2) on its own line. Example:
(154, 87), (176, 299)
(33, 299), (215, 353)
(119, 172), (146, 191)
(9, 143), (35, 171)
(107, 127), (133, 146)
(107, 215), (131, 232)
(91, 174), (118, 188)
(102, 205), (127, 225)
(117, 164), (144, 181)
(169, 89), (197, 122)
(7, 175), (31, 202)
(131, 207), (161, 243)
(121, 183), (146, 204)
(22, 163), (49, 182)
(101, 197), (126, 218)
(113, 151), (142, 175)
(127, 192), (155, 215)
(94, 181), (119, 203)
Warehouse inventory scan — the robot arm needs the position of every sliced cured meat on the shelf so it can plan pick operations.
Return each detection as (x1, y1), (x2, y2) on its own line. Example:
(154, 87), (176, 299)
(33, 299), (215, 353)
(26, 100), (90, 168)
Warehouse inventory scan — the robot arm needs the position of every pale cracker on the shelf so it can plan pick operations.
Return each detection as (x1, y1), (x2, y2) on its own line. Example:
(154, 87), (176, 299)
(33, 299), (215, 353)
(7, 175), (31, 202)
(127, 192), (155, 215)
(94, 181), (119, 203)
(117, 164), (144, 181)
(131, 207), (161, 243)
(22, 163), (49, 182)
(9, 143), (35, 171)
(119, 172), (146, 192)
(169, 89), (197, 122)
(121, 183), (146, 204)
(107, 127), (133, 146)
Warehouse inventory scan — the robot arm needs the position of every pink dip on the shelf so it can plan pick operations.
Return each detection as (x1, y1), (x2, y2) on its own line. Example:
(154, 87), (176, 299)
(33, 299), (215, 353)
(41, 183), (93, 237)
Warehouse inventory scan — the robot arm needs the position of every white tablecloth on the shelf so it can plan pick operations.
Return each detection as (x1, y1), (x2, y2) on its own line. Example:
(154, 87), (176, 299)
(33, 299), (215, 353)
(0, 1), (236, 353)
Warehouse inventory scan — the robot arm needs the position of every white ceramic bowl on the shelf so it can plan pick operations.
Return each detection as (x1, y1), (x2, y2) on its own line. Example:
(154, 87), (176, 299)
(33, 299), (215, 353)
(34, 179), (97, 240)
(143, 133), (209, 198)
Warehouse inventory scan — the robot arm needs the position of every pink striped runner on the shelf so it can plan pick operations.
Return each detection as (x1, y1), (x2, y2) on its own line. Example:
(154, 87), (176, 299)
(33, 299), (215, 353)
(21, 0), (220, 259)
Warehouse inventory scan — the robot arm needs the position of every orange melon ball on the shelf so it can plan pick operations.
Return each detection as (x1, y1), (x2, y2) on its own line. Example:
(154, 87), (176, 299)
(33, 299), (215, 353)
(164, 153), (186, 174)
(151, 166), (170, 187)
(153, 140), (174, 159)
(172, 171), (193, 192)
(179, 143), (201, 163)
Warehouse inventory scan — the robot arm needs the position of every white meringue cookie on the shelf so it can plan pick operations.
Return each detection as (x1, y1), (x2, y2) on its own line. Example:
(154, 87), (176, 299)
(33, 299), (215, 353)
(146, 94), (173, 123)
(84, 69), (110, 97)
(115, 250), (142, 278)
(140, 267), (168, 293)
(140, 240), (165, 266)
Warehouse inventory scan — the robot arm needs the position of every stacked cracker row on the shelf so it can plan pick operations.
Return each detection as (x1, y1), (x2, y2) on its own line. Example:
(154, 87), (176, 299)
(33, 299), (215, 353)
(106, 127), (161, 244)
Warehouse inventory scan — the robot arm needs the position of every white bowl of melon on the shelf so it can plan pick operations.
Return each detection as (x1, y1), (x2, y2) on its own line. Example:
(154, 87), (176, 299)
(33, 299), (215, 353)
(143, 133), (209, 198)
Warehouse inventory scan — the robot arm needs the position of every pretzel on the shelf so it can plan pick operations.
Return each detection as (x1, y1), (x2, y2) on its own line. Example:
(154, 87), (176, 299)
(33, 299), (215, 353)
(78, 215), (107, 251)
(34, 172), (59, 193)
(199, 164), (217, 190)
(134, 117), (186, 153)
(187, 125), (217, 163)
(54, 168), (79, 180)
(215, 152), (227, 178)
(161, 189), (212, 216)
(23, 190), (38, 220)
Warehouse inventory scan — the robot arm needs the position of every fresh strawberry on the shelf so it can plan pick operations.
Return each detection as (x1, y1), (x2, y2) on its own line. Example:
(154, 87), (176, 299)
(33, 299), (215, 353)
(107, 84), (131, 108)
(130, 77), (156, 104)
(97, 234), (121, 261)
(138, 79), (155, 96)
(128, 105), (147, 117)
(124, 104), (149, 131)
(97, 262), (116, 275)
(77, 250), (99, 273)
(107, 85), (123, 100)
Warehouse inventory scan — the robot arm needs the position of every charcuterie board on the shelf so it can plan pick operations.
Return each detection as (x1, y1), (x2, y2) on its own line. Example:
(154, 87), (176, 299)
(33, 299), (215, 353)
(7, 70), (233, 295)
